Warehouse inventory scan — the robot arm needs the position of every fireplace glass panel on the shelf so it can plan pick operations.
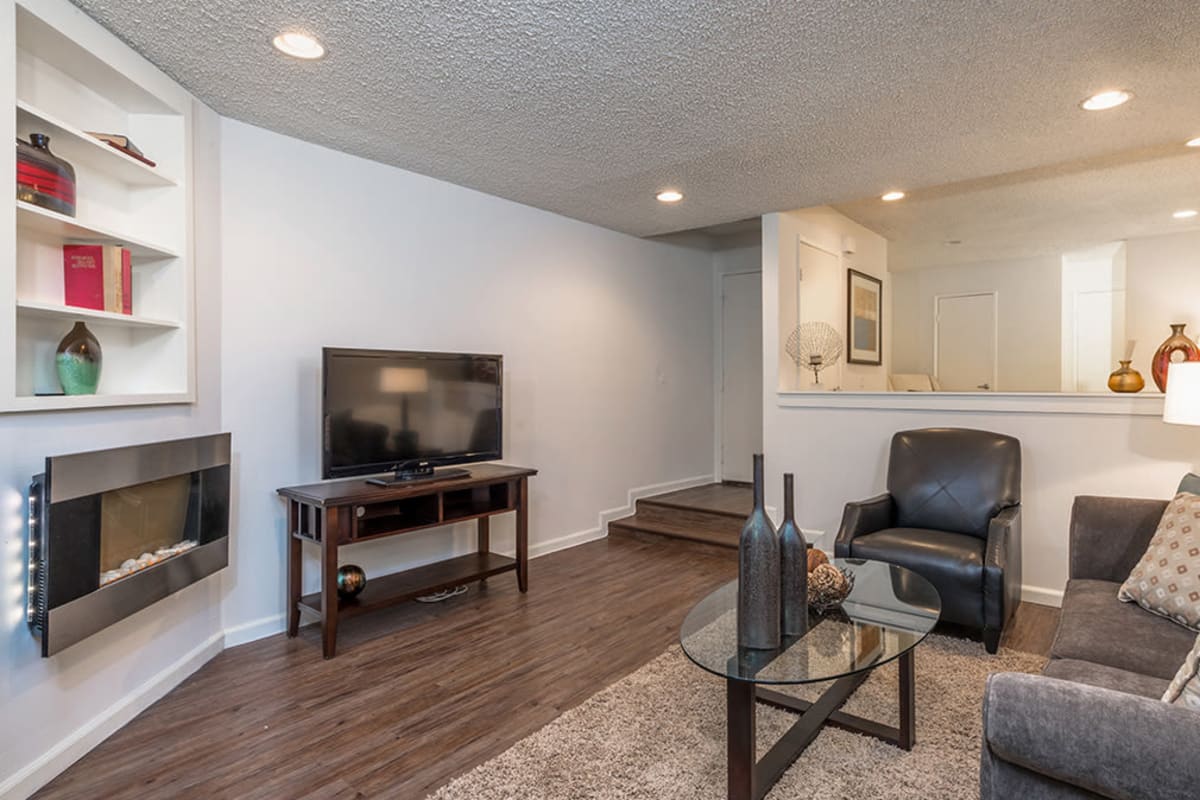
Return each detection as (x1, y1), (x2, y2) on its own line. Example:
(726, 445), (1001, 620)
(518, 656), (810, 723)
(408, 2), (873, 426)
(99, 474), (197, 585)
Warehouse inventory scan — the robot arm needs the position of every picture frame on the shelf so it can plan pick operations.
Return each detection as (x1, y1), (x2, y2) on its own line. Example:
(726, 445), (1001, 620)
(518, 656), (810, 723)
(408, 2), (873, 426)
(846, 268), (882, 365)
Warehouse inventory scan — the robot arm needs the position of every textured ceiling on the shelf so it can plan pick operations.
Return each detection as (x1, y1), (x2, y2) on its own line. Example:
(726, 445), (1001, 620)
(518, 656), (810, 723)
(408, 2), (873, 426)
(835, 145), (1200, 270)
(71, 0), (1200, 237)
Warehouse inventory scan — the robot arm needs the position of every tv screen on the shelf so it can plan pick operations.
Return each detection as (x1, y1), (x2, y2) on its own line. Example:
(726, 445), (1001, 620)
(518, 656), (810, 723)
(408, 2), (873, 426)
(322, 349), (502, 479)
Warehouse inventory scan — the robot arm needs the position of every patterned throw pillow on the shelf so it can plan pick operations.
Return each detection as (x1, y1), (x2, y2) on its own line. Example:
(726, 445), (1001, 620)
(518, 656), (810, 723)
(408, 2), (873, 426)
(1119, 492), (1200, 631)
(1163, 635), (1200, 709)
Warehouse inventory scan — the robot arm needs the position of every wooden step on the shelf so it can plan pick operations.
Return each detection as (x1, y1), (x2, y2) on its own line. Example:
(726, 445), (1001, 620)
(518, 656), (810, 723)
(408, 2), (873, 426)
(608, 517), (738, 552)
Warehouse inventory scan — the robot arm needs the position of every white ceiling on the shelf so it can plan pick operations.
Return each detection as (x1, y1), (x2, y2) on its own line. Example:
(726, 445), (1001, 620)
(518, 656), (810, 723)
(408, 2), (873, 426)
(835, 145), (1200, 271)
(71, 0), (1200, 237)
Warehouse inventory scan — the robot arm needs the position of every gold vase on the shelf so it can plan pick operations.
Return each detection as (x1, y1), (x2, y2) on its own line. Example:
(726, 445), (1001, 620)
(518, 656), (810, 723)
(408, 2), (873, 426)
(1107, 360), (1145, 393)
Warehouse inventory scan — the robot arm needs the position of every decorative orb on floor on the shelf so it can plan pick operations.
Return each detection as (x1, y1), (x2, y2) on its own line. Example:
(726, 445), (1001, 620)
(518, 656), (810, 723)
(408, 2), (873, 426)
(337, 564), (367, 598)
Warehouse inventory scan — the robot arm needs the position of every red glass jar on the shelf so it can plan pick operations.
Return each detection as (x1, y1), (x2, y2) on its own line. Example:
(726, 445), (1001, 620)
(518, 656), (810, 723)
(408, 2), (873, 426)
(1151, 323), (1200, 392)
(17, 133), (76, 217)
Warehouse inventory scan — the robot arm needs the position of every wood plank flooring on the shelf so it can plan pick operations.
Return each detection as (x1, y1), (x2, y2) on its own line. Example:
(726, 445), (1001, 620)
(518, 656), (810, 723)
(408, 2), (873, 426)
(34, 535), (1058, 800)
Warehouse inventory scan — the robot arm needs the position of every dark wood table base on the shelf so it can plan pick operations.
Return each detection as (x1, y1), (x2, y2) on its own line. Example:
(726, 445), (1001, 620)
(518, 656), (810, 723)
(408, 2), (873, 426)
(725, 649), (915, 800)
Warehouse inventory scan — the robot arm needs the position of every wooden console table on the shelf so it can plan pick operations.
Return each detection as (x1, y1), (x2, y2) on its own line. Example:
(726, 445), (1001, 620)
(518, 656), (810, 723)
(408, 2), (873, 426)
(278, 464), (537, 658)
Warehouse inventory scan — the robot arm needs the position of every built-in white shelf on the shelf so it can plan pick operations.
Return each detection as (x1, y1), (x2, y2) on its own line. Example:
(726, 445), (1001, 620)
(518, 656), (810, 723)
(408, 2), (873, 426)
(5, 0), (196, 413)
(5, 392), (192, 413)
(16, 100), (179, 187)
(17, 300), (180, 330)
(16, 201), (180, 261)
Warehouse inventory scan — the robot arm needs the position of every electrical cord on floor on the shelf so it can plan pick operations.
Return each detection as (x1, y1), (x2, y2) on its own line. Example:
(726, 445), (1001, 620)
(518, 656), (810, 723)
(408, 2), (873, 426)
(415, 585), (469, 603)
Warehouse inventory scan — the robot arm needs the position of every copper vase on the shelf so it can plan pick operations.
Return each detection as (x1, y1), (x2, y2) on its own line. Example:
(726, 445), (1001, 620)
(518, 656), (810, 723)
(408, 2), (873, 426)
(1107, 361), (1145, 393)
(1151, 324), (1200, 392)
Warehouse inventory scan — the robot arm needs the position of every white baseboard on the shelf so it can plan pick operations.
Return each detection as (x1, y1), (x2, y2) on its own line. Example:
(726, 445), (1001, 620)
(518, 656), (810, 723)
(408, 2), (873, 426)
(1021, 585), (1064, 608)
(222, 613), (286, 648)
(0, 630), (224, 800)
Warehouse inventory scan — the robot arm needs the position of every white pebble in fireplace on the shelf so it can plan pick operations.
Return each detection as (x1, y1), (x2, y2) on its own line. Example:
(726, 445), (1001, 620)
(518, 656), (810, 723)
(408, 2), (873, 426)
(100, 540), (199, 586)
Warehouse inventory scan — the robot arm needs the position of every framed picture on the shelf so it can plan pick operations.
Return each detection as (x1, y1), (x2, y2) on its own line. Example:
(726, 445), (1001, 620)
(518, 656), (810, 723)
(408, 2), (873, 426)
(846, 269), (882, 365)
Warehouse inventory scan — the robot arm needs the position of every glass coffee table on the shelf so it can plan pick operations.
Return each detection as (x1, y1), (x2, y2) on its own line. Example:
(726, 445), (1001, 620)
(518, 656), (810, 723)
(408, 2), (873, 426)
(680, 558), (941, 800)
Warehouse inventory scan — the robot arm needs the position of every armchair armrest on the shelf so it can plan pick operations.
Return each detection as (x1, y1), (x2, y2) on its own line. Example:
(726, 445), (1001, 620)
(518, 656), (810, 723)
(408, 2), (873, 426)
(1070, 496), (1168, 582)
(982, 673), (1200, 800)
(984, 506), (1021, 633)
(834, 493), (893, 557)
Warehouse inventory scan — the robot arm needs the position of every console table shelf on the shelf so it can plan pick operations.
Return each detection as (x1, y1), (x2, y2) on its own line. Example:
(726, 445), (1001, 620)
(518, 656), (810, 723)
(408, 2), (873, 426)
(279, 464), (536, 658)
(298, 552), (518, 620)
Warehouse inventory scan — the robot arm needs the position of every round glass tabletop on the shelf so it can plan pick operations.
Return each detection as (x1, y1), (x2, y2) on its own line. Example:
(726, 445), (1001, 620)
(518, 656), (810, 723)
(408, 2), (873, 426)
(680, 558), (941, 685)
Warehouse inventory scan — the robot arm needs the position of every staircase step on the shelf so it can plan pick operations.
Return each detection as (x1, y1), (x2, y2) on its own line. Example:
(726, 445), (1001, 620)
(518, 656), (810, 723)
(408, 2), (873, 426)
(633, 498), (744, 538)
(608, 515), (739, 551)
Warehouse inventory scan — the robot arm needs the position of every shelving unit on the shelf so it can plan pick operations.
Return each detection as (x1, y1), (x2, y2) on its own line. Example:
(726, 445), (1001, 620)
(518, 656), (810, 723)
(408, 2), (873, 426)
(3, 0), (196, 412)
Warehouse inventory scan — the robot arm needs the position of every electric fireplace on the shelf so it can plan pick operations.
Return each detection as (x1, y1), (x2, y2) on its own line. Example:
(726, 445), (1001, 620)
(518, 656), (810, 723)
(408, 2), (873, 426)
(27, 433), (230, 657)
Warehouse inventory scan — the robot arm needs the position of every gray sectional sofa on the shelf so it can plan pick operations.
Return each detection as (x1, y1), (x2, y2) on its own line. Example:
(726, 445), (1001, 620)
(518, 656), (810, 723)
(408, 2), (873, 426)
(981, 495), (1200, 800)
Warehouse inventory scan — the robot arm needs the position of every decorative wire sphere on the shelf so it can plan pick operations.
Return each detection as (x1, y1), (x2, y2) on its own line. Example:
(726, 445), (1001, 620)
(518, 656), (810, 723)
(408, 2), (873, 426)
(785, 322), (844, 383)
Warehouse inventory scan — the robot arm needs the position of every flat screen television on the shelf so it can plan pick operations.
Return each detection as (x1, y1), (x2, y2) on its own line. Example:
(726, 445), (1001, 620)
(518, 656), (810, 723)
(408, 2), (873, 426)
(322, 348), (502, 482)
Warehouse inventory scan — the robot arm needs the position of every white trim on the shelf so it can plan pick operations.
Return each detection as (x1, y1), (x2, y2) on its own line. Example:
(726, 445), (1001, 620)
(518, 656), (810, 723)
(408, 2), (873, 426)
(1021, 584), (1064, 608)
(777, 389), (1165, 416)
(222, 613), (286, 648)
(933, 291), (998, 392)
(596, 473), (716, 538)
(0, 629), (224, 800)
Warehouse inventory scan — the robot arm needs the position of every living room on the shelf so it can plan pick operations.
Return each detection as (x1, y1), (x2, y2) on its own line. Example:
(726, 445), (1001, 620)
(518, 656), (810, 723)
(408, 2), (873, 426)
(3, 1), (1200, 798)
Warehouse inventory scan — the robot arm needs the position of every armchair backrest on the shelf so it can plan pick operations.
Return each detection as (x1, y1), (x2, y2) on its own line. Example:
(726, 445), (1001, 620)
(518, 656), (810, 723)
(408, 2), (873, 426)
(887, 428), (1021, 538)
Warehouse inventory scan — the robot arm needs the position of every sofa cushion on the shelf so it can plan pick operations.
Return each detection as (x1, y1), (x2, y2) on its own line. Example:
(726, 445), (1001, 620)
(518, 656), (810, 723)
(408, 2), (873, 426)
(1119, 492), (1200, 631)
(1163, 634), (1200, 709)
(848, 527), (983, 627)
(1043, 658), (1169, 700)
(1051, 579), (1196, 680)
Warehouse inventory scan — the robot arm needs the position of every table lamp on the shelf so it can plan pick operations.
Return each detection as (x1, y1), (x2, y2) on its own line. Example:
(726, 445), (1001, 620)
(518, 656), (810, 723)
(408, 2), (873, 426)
(1164, 362), (1200, 427)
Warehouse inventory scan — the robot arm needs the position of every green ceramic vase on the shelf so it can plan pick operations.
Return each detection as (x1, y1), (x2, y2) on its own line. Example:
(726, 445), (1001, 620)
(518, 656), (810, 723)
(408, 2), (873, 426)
(56, 321), (101, 395)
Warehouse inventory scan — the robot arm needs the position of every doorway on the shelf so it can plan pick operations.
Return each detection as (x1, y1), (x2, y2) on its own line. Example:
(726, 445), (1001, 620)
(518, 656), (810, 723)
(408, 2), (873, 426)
(720, 271), (763, 482)
(934, 292), (997, 391)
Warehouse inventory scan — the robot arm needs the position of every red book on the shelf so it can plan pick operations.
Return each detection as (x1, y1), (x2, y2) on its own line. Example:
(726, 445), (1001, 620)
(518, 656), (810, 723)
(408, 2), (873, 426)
(63, 245), (105, 310)
(121, 249), (132, 315)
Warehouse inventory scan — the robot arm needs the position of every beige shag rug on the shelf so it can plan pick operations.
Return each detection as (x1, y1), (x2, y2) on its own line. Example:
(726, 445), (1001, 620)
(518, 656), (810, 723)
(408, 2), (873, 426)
(427, 635), (1044, 800)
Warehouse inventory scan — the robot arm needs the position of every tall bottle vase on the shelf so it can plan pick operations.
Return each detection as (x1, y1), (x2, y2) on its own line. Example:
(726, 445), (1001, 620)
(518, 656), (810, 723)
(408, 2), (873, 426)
(737, 453), (781, 650)
(778, 473), (808, 638)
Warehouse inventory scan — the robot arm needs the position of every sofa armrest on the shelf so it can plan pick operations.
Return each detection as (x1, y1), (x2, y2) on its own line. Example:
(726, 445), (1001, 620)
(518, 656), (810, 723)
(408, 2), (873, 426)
(834, 493), (893, 557)
(983, 673), (1200, 800)
(983, 505), (1021, 632)
(1070, 496), (1168, 582)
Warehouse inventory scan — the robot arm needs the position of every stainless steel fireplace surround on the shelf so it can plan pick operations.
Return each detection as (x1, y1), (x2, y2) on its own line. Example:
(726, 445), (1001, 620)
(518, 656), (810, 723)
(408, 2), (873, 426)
(27, 433), (231, 657)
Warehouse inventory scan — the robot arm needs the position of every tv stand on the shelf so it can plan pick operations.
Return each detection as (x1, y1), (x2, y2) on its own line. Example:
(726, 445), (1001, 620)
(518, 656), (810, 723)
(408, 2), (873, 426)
(278, 464), (537, 658)
(366, 465), (470, 486)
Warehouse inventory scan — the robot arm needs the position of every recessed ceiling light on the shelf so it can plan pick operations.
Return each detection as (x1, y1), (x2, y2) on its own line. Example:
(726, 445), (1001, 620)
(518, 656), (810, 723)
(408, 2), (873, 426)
(656, 189), (683, 204)
(881, 191), (906, 202)
(1080, 89), (1132, 111)
(1173, 209), (1198, 219)
(273, 31), (325, 60)
(1187, 137), (1200, 148)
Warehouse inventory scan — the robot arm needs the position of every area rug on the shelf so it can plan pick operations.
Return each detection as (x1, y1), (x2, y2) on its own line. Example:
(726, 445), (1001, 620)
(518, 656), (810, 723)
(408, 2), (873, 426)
(426, 635), (1044, 800)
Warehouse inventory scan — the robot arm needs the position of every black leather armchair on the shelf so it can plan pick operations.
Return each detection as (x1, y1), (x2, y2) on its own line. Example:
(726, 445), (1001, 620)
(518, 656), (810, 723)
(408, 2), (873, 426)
(835, 428), (1022, 653)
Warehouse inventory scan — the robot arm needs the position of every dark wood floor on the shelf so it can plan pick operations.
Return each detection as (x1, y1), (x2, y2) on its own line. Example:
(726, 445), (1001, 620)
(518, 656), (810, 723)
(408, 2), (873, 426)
(35, 536), (1058, 800)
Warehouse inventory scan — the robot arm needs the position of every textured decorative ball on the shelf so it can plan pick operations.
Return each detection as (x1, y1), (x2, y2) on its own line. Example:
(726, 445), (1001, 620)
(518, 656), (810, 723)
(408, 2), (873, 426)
(808, 563), (854, 613)
(336, 564), (367, 598)
(806, 548), (829, 573)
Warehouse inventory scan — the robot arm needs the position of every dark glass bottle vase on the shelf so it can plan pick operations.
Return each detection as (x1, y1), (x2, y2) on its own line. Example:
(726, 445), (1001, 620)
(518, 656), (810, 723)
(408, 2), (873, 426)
(56, 322), (102, 395)
(778, 473), (808, 637)
(737, 454), (780, 650)
(17, 133), (76, 217)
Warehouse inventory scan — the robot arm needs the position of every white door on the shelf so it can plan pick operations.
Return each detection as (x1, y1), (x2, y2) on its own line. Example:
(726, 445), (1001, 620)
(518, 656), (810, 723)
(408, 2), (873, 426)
(721, 271), (763, 482)
(935, 293), (997, 391)
(1071, 289), (1126, 392)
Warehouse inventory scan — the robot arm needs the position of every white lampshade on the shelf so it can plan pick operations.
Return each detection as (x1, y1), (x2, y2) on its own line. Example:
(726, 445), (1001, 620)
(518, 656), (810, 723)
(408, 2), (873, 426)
(1164, 362), (1200, 426)
(379, 367), (429, 394)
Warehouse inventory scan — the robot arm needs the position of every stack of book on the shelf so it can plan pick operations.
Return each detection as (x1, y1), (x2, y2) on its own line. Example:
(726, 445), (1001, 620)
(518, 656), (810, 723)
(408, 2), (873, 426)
(63, 245), (132, 314)
(85, 132), (157, 168)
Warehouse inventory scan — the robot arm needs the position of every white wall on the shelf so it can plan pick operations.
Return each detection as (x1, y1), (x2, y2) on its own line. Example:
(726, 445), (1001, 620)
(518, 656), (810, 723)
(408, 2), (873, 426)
(773, 208), (889, 392)
(1126, 229), (1200, 381)
(890, 255), (1062, 391)
(218, 119), (716, 639)
(0, 101), (224, 798)
(762, 212), (1200, 603)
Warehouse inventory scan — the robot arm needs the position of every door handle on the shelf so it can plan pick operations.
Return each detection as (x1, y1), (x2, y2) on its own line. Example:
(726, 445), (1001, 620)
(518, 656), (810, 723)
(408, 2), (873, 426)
(977, 383), (991, 390)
